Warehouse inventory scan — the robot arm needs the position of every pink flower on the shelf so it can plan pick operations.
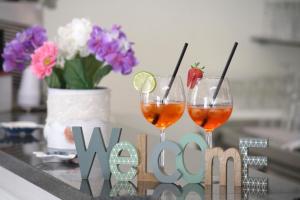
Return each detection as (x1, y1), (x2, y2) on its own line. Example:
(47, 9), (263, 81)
(30, 42), (58, 79)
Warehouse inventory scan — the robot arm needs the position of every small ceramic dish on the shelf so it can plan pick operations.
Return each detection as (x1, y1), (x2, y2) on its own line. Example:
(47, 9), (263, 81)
(0, 121), (44, 137)
(33, 151), (77, 160)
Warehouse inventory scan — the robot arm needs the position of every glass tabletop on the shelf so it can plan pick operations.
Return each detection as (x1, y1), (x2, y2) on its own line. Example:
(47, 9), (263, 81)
(1, 111), (300, 200)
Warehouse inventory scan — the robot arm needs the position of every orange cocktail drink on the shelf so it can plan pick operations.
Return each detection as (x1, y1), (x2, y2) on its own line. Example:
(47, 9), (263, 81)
(141, 102), (185, 129)
(188, 105), (232, 132)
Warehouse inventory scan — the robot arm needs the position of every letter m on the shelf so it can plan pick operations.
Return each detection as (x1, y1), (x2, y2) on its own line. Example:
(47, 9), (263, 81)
(205, 147), (241, 186)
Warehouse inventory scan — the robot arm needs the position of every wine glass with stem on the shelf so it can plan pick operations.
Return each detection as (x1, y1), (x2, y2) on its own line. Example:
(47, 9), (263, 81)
(140, 75), (185, 167)
(187, 77), (233, 148)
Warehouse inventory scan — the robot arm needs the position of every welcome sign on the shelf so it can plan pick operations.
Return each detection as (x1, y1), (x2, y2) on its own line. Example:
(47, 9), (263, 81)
(72, 127), (268, 187)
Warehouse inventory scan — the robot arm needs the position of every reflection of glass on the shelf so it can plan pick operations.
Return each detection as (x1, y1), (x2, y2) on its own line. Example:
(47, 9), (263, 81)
(140, 76), (185, 167)
(187, 77), (233, 148)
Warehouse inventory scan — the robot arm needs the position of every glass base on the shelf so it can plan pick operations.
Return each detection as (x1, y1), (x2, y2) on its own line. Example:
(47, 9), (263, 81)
(160, 130), (166, 167)
(205, 132), (213, 148)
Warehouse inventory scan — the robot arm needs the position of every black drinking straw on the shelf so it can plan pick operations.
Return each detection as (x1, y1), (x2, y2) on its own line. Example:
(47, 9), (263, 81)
(163, 42), (189, 100)
(152, 42), (189, 125)
(211, 41), (238, 105)
(201, 42), (238, 126)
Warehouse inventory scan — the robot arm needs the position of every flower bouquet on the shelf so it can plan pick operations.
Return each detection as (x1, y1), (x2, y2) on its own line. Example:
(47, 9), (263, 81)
(3, 18), (138, 88)
(2, 18), (138, 152)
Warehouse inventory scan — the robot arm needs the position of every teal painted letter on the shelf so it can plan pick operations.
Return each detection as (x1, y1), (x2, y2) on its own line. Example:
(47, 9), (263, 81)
(176, 133), (208, 183)
(73, 127), (121, 180)
(109, 142), (138, 181)
(150, 141), (182, 183)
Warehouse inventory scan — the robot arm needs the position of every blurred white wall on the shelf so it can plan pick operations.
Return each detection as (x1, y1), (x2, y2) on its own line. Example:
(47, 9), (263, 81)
(44, 0), (300, 137)
(0, 2), (43, 25)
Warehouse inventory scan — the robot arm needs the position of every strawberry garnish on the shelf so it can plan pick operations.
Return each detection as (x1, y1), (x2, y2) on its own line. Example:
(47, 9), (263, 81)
(187, 62), (204, 89)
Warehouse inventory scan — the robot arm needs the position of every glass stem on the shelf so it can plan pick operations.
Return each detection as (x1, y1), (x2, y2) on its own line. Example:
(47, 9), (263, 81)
(205, 132), (213, 148)
(160, 129), (166, 167)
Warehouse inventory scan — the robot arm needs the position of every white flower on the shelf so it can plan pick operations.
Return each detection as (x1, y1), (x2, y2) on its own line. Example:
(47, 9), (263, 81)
(57, 18), (92, 60)
(118, 38), (131, 53)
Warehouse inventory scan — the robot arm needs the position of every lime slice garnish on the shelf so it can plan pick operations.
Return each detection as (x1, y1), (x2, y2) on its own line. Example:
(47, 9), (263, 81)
(133, 71), (156, 93)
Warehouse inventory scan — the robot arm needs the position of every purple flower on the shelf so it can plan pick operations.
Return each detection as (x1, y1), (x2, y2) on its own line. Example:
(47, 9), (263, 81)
(88, 25), (138, 75)
(21, 26), (47, 52)
(2, 26), (47, 72)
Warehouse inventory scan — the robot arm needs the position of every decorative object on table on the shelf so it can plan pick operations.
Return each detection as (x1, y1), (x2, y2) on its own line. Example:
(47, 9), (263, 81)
(176, 133), (208, 183)
(45, 87), (110, 153)
(73, 126), (121, 180)
(73, 125), (255, 186)
(2, 18), (138, 153)
(109, 141), (138, 181)
(239, 138), (268, 188)
(137, 134), (157, 183)
(0, 121), (44, 137)
(205, 147), (241, 186)
(150, 140), (182, 183)
(2, 26), (47, 110)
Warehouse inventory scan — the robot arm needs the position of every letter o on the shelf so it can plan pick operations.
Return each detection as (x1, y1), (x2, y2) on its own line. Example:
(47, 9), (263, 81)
(176, 133), (208, 183)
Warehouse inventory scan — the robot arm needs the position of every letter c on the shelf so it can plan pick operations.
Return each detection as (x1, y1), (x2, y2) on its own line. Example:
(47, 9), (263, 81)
(150, 141), (182, 183)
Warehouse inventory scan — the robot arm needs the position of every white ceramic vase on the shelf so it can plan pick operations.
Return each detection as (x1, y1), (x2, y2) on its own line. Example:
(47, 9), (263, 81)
(17, 67), (41, 111)
(44, 88), (110, 154)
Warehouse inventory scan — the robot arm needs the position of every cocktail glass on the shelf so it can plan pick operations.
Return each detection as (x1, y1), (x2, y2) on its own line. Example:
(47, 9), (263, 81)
(187, 77), (233, 148)
(140, 75), (185, 167)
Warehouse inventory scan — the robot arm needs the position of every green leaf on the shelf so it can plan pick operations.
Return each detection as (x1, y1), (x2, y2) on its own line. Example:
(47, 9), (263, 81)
(93, 65), (112, 86)
(82, 55), (103, 88)
(64, 58), (90, 89)
(45, 67), (65, 88)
